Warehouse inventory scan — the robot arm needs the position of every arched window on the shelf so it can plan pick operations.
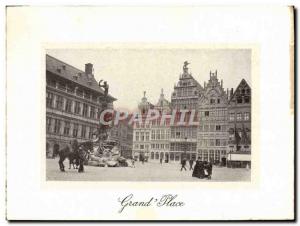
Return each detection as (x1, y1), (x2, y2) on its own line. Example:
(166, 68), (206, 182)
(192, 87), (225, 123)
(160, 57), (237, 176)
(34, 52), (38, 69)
(170, 153), (174, 161)
(155, 152), (159, 160)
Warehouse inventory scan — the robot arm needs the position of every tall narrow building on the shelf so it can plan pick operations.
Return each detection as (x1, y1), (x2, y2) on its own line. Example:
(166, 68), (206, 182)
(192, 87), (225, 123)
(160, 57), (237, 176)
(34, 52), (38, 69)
(197, 71), (228, 165)
(149, 89), (172, 162)
(132, 91), (153, 161)
(170, 62), (203, 162)
(227, 79), (251, 168)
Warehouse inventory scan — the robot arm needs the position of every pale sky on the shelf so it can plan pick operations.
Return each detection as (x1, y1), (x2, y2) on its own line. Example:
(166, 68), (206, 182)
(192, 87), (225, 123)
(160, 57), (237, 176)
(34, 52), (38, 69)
(46, 48), (251, 111)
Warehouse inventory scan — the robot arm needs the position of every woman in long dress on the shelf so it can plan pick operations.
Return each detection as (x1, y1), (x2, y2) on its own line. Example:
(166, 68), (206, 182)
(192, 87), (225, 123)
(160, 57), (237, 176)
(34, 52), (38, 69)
(193, 157), (205, 179)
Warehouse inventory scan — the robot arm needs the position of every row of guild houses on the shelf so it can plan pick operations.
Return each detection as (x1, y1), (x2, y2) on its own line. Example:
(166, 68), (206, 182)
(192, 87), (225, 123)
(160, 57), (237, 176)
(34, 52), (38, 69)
(45, 54), (133, 158)
(132, 62), (251, 168)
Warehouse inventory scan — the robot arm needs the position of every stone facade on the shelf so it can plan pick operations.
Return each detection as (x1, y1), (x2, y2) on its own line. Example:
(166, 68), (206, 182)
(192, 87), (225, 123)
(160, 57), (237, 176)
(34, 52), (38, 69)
(197, 71), (229, 165)
(46, 54), (116, 158)
(132, 62), (251, 167)
(169, 62), (203, 161)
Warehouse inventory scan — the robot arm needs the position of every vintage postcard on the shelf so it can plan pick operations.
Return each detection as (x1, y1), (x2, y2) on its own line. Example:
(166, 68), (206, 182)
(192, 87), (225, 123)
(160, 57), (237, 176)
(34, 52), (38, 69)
(6, 6), (294, 221)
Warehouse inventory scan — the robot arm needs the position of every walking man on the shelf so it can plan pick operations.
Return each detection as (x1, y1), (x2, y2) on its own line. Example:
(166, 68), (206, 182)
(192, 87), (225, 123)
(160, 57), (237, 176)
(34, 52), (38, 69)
(180, 158), (187, 171)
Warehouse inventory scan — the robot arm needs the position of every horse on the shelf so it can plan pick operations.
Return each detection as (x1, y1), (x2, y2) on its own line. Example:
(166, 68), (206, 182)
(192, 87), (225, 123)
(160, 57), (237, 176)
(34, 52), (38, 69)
(58, 139), (91, 172)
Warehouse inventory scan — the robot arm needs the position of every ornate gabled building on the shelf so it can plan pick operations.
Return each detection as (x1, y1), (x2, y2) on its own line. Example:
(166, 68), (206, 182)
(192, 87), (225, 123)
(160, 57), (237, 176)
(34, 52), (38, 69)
(197, 71), (229, 165)
(227, 79), (251, 168)
(46, 54), (116, 158)
(169, 62), (203, 162)
(132, 91), (153, 161)
(149, 89), (172, 162)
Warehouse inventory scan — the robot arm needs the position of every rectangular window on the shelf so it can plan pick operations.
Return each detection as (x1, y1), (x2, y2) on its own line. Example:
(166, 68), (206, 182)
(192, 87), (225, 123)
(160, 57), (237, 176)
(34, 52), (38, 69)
(209, 150), (214, 161)
(156, 144), (160, 149)
(216, 125), (221, 131)
(161, 144), (164, 149)
(215, 150), (220, 161)
(151, 144), (155, 149)
(141, 132), (145, 141)
(244, 112), (250, 121)
(90, 106), (95, 118)
(237, 97), (243, 104)
(203, 150), (208, 161)
(135, 132), (139, 141)
(48, 79), (56, 87)
(229, 113), (235, 121)
(75, 102), (81, 114)
(237, 113), (242, 121)
(161, 130), (165, 140)
(89, 127), (94, 139)
(56, 95), (64, 110)
(82, 103), (88, 117)
(73, 124), (78, 137)
(151, 130), (155, 140)
(205, 111), (209, 117)
(46, 117), (51, 132)
(58, 82), (66, 91)
(146, 132), (149, 141)
(64, 121), (70, 136)
(54, 119), (61, 134)
(156, 130), (160, 140)
(81, 125), (86, 138)
(216, 139), (220, 146)
(165, 144), (169, 149)
(76, 89), (83, 97)
(140, 145), (144, 149)
(46, 92), (54, 108)
(65, 99), (72, 113)
(67, 85), (74, 93)
(244, 96), (250, 103)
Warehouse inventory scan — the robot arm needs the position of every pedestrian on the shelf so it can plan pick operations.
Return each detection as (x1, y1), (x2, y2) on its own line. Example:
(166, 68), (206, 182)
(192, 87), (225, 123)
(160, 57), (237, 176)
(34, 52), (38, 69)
(189, 159), (194, 170)
(207, 161), (213, 180)
(180, 158), (187, 171)
(160, 158), (163, 165)
(192, 157), (204, 179)
(131, 157), (135, 168)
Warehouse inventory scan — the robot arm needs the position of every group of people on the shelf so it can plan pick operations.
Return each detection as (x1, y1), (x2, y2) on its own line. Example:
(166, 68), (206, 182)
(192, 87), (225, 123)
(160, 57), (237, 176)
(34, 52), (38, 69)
(181, 157), (213, 179)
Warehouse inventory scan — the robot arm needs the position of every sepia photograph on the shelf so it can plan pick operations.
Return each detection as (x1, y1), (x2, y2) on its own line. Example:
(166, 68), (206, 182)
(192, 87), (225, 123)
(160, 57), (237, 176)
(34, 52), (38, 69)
(45, 48), (252, 182)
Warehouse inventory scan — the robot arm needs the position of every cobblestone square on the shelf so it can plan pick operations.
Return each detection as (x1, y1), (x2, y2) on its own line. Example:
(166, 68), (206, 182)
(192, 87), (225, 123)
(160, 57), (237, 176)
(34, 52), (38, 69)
(46, 159), (251, 182)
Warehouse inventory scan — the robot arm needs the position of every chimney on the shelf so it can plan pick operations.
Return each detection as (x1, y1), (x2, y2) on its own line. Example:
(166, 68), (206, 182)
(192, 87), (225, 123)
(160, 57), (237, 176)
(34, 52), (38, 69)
(85, 63), (94, 78)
